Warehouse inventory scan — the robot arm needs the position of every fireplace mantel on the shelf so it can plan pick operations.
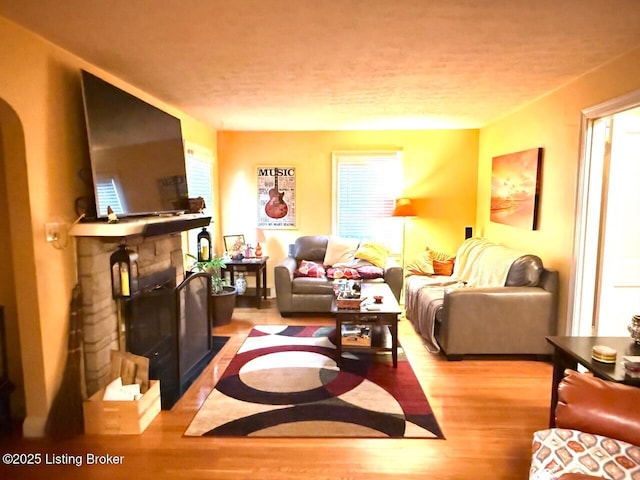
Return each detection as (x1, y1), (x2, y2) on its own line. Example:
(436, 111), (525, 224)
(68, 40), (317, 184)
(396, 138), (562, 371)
(70, 213), (211, 238)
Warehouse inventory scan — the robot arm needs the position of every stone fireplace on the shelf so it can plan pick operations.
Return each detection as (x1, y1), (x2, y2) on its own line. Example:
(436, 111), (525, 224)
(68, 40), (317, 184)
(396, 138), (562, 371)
(72, 214), (211, 401)
(77, 233), (184, 396)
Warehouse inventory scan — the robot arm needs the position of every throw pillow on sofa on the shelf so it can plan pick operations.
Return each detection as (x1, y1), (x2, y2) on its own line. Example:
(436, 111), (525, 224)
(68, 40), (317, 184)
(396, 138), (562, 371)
(405, 247), (456, 277)
(433, 259), (455, 276)
(327, 267), (360, 279)
(354, 241), (390, 268)
(355, 264), (385, 279)
(405, 252), (435, 276)
(295, 260), (326, 278)
(323, 236), (359, 266)
(327, 258), (384, 279)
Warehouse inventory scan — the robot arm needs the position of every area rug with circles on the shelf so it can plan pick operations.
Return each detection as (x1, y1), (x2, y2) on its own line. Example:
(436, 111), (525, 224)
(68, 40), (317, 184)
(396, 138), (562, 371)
(184, 325), (444, 438)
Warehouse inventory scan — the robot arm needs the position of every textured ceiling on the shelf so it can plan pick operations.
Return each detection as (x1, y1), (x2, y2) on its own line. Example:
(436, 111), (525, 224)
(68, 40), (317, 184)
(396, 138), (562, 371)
(2, 0), (640, 130)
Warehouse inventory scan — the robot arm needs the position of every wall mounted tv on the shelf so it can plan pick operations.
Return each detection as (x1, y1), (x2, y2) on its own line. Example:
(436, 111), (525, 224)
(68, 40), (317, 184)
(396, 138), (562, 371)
(81, 70), (189, 219)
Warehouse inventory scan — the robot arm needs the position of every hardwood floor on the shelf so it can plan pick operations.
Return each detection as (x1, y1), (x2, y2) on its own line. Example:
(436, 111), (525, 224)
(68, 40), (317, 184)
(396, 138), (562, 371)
(0, 300), (552, 479)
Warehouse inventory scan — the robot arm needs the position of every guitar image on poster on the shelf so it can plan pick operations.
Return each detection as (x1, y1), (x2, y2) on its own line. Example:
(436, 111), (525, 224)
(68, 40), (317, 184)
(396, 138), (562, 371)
(258, 166), (296, 228)
(264, 168), (289, 219)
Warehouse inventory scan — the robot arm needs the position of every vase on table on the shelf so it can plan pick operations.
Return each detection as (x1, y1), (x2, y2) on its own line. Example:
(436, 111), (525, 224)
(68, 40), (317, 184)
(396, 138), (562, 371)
(235, 273), (247, 295)
(629, 315), (640, 345)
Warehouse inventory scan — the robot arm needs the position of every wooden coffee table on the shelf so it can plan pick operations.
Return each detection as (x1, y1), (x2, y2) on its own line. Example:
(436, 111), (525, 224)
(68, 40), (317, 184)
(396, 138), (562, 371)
(332, 283), (401, 367)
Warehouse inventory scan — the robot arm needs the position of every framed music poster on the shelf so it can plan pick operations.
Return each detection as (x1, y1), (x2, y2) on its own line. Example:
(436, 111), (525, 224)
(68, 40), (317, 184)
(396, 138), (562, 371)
(257, 166), (297, 228)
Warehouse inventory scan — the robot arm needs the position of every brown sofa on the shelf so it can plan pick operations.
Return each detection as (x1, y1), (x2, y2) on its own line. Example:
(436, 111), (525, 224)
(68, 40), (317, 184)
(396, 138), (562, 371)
(530, 370), (640, 479)
(274, 235), (403, 316)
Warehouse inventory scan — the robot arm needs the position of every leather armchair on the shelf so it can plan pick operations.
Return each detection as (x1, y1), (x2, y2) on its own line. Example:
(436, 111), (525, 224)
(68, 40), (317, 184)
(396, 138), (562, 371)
(530, 370), (640, 479)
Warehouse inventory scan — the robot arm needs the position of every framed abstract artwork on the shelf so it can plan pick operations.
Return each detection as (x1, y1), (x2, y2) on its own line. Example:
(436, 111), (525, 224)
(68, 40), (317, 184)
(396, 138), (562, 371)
(490, 147), (543, 230)
(257, 166), (297, 229)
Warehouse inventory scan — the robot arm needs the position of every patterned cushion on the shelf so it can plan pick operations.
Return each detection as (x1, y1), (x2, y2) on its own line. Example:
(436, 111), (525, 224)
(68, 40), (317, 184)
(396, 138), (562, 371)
(355, 264), (385, 279)
(294, 260), (326, 278)
(326, 267), (360, 279)
(427, 247), (455, 262)
(530, 428), (640, 480)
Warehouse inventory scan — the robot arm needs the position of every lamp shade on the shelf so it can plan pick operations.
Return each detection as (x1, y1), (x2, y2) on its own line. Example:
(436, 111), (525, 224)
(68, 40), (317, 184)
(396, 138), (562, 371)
(392, 197), (417, 217)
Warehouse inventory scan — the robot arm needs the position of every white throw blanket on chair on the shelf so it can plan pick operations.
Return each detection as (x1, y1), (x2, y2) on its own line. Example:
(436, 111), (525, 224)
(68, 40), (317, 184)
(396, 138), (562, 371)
(453, 237), (523, 288)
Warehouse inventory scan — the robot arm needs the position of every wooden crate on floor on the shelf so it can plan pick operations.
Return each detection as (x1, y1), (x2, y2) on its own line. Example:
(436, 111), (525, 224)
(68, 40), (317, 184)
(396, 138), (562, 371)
(83, 380), (160, 435)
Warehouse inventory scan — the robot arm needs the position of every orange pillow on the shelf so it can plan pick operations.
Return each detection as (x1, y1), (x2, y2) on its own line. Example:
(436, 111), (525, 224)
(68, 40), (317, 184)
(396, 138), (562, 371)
(427, 247), (455, 276)
(433, 259), (455, 276)
(406, 247), (456, 277)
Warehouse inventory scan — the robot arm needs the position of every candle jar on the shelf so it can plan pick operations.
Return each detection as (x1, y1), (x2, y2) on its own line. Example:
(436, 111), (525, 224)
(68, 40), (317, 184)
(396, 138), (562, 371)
(629, 315), (640, 345)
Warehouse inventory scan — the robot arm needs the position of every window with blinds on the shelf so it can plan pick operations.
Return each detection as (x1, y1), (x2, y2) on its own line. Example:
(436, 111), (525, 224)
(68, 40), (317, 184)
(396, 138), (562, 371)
(332, 151), (403, 253)
(185, 144), (214, 256)
(186, 153), (213, 216)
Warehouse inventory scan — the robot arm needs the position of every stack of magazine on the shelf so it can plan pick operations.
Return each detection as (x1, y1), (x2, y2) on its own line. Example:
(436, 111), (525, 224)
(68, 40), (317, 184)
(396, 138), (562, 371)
(622, 356), (640, 378)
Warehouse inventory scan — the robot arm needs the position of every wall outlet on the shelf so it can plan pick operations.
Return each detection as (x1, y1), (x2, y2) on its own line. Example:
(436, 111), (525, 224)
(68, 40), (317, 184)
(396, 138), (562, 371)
(45, 222), (60, 242)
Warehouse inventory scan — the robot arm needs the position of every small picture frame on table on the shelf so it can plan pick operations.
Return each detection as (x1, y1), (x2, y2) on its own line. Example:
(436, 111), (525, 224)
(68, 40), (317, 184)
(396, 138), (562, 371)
(223, 234), (245, 253)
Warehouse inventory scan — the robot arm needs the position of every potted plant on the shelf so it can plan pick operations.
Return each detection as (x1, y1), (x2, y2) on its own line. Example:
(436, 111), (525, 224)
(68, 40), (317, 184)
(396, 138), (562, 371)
(186, 254), (237, 326)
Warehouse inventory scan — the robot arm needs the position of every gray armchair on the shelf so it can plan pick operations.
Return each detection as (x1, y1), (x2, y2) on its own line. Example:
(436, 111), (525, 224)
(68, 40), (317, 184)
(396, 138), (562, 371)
(274, 235), (402, 316)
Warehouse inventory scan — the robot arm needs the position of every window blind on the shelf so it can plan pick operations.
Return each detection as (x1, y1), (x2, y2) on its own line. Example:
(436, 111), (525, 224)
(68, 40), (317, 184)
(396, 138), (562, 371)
(186, 154), (213, 216)
(185, 144), (214, 256)
(332, 151), (403, 253)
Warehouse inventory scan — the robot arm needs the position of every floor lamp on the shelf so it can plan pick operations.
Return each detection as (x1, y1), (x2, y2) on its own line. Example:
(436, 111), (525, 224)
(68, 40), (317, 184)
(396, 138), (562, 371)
(392, 198), (416, 303)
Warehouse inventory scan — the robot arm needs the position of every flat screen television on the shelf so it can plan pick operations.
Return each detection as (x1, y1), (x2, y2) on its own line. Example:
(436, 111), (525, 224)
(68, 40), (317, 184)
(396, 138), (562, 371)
(80, 70), (189, 219)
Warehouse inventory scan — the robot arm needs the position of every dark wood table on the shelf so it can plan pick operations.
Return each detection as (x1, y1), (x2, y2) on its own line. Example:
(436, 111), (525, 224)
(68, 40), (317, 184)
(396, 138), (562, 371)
(332, 283), (401, 367)
(546, 335), (640, 426)
(224, 256), (269, 308)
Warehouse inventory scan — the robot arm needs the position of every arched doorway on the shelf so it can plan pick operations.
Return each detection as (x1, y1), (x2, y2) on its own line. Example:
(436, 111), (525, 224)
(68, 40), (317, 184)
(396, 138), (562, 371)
(0, 99), (26, 423)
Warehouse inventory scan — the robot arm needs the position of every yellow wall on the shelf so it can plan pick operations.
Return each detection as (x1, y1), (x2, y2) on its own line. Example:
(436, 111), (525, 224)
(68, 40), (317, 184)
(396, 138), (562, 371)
(0, 16), (216, 436)
(217, 129), (479, 288)
(478, 46), (640, 334)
